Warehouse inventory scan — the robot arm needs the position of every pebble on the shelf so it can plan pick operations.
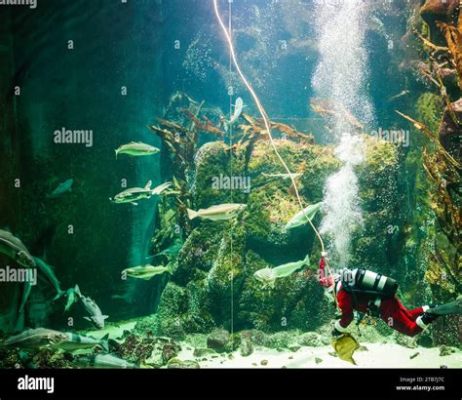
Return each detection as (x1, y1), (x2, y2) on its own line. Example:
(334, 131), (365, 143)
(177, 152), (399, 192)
(315, 357), (323, 364)
(260, 360), (268, 366)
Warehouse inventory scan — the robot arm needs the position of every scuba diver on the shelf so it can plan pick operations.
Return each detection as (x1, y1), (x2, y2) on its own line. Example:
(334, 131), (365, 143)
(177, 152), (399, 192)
(318, 253), (462, 338)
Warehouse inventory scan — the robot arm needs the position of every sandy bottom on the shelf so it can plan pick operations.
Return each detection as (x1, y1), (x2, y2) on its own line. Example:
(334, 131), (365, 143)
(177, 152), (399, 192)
(85, 322), (461, 369)
(178, 344), (462, 369)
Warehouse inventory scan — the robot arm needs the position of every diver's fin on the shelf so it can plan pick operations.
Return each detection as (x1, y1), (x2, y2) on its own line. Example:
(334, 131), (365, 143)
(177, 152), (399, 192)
(428, 295), (462, 316)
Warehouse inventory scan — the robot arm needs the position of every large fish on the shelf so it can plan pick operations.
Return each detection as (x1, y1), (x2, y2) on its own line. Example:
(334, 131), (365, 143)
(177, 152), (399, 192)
(254, 255), (310, 289)
(0, 229), (35, 268)
(187, 203), (246, 221)
(284, 202), (323, 231)
(110, 180), (172, 206)
(33, 257), (64, 300)
(115, 142), (160, 158)
(2, 328), (109, 352)
(47, 179), (73, 199)
(75, 285), (108, 329)
(76, 353), (137, 369)
(122, 264), (172, 281)
(55, 332), (109, 352)
(3, 328), (68, 349)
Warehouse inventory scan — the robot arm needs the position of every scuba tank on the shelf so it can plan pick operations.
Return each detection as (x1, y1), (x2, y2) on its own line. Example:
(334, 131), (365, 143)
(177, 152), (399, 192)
(341, 269), (398, 298)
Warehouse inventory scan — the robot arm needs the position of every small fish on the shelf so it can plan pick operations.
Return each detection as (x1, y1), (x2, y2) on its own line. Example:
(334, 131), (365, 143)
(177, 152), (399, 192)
(229, 97), (244, 125)
(254, 254), (310, 289)
(0, 229), (35, 268)
(77, 353), (137, 369)
(122, 264), (172, 280)
(48, 179), (73, 198)
(388, 90), (410, 102)
(262, 172), (302, 180)
(285, 202), (323, 231)
(3, 328), (68, 349)
(33, 257), (64, 300)
(110, 180), (172, 206)
(187, 203), (246, 221)
(115, 142), (160, 158)
(74, 285), (108, 329)
(64, 285), (80, 312)
(54, 333), (109, 353)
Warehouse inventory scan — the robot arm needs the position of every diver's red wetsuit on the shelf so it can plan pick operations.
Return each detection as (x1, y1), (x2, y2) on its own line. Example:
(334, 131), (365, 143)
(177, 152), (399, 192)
(335, 283), (425, 337)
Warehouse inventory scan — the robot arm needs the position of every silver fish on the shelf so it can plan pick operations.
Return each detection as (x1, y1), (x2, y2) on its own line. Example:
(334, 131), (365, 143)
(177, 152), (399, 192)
(110, 180), (172, 206)
(75, 285), (108, 329)
(254, 255), (310, 289)
(229, 97), (244, 125)
(0, 229), (35, 268)
(187, 203), (246, 221)
(285, 202), (323, 231)
(122, 264), (172, 280)
(54, 333), (109, 352)
(48, 179), (73, 198)
(115, 142), (160, 158)
(3, 328), (68, 349)
(78, 354), (137, 369)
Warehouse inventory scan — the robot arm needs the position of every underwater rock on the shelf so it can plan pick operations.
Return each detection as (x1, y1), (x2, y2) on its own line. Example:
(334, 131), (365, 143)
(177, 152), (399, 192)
(395, 333), (418, 349)
(420, 0), (459, 40)
(193, 348), (216, 357)
(225, 333), (241, 353)
(420, 0), (459, 24)
(297, 332), (322, 347)
(166, 358), (200, 369)
(161, 342), (181, 364)
(439, 98), (462, 156)
(439, 345), (458, 356)
(206, 329), (230, 353)
(416, 93), (445, 134)
(115, 333), (158, 365)
(288, 345), (301, 353)
(240, 340), (254, 357)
